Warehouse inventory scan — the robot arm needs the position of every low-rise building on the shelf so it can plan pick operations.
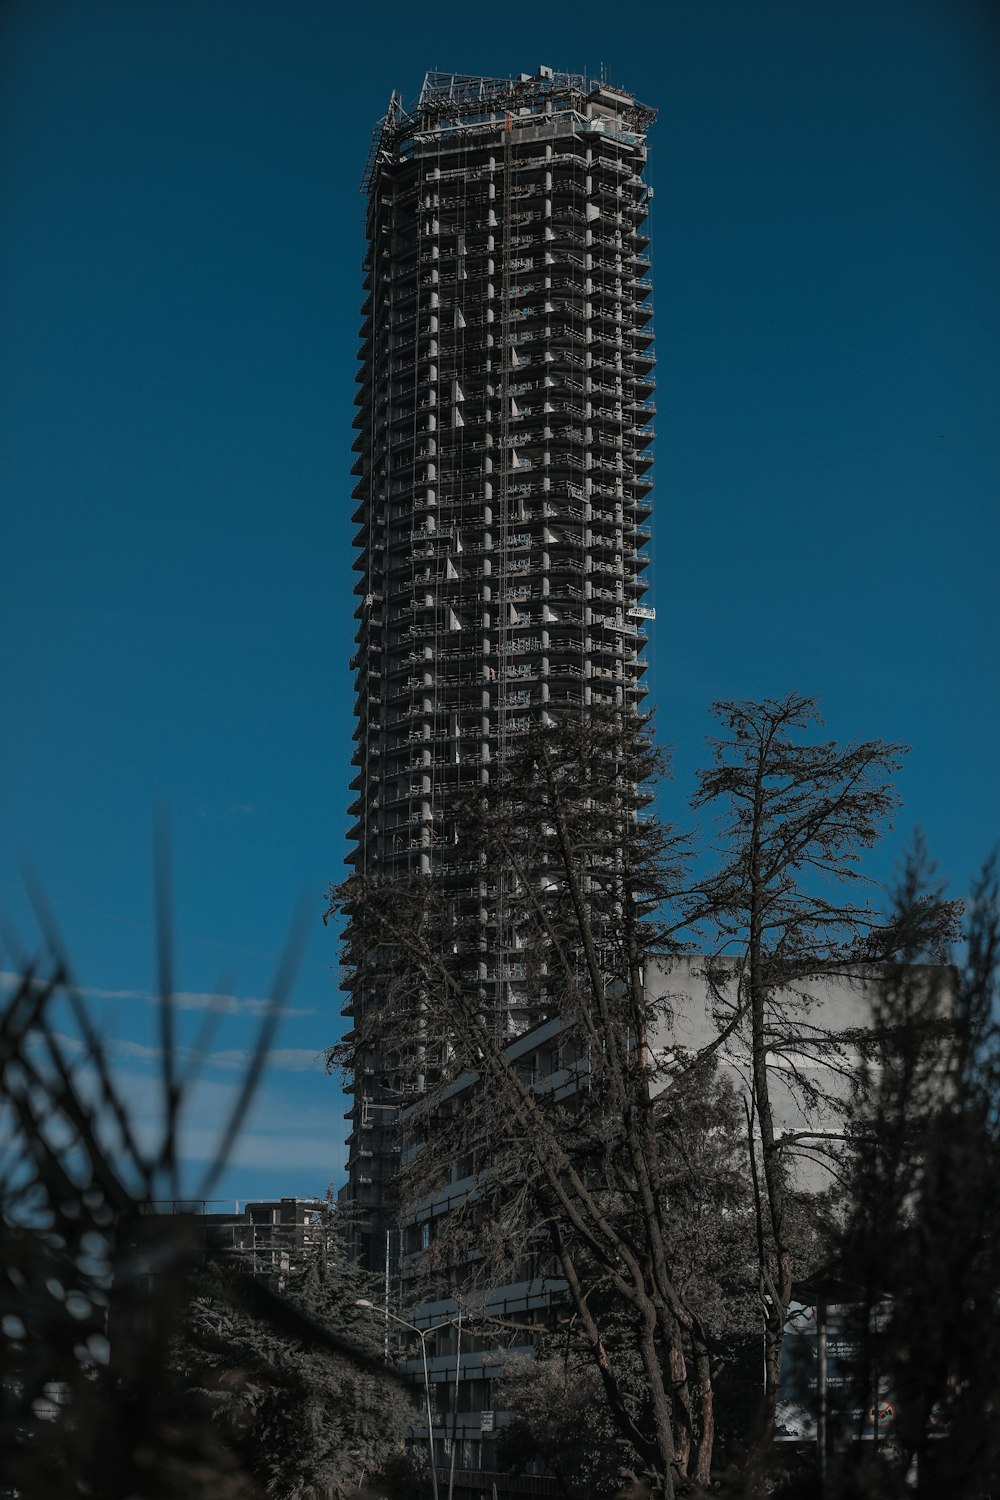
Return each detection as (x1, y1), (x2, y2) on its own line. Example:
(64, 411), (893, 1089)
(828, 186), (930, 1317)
(390, 959), (903, 1487)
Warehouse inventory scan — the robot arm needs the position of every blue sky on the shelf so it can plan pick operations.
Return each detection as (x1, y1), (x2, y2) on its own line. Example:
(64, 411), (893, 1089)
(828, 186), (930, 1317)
(2, 0), (998, 1204)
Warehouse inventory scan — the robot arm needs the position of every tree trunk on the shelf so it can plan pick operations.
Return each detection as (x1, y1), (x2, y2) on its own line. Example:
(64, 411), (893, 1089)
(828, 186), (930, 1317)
(692, 1344), (714, 1485)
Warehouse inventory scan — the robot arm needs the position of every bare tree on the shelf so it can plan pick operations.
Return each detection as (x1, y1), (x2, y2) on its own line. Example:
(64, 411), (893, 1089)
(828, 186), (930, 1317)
(690, 694), (960, 1466)
(329, 709), (755, 1494)
(331, 696), (948, 1491)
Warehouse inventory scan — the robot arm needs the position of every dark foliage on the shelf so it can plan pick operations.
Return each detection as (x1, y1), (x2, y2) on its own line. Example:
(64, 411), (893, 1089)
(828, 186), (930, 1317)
(691, 694), (961, 1468)
(496, 1349), (625, 1500)
(330, 695), (962, 1494)
(175, 1238), (412, 1497)
(0, 878), (405, 1499)
(832, 846), (1000, 1498)
(330, 708), (759, 1494)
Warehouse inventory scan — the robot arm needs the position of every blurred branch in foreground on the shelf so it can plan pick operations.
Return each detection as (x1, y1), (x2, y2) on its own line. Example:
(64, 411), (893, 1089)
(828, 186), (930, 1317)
(0, 872), (406, 1499)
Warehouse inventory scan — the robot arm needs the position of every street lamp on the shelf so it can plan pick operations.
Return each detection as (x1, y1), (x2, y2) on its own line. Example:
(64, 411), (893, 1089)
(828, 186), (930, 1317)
(356, 1300), (454, 1500)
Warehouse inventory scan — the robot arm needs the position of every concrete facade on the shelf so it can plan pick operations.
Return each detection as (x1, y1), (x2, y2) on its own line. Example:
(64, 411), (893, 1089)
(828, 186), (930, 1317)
(341, 67), (657, 1274)
(391, 960), (895, 1479)
(647, 956), (880, 1192)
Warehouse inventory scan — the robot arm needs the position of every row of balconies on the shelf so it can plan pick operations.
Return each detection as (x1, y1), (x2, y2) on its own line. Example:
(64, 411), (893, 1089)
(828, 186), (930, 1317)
(369, 630), (645, 675)
(370, 649), (647, 696)
(362, 667), (646, 729)
(428, 270), (653, 307)
(372, 564), (643, 608)
(373, 610), (645, 647)
(355, 689), (652, 756)
(416, 191), (648, 225)
(392, 172), (642, 217)
(383, 484), (645, 519)
(372, 403), (651, 447)
(429, 425), (654, 460)
(383, 574), (645, 610)
(389, 271), (650, 321)
(501, 296), (651, 326)
(374, 647), (644, 685)
(361, 308), (654, 359)
(356, 363), (646, 408)
(377, 248), (646, 300)
(405, 136), (644, 176)
(367, 522), (650, 564)
(372, 553), (633, 593)
(359, 456), (597, 499)
(365, 677), (649, 719)
(379, 332), (652, 373)
(361, 657), (650, 702)
(365, 463), (652, 506)
(366, 673), (645, 721)
(359, 702), (650, 744)
(351, 735), (643, 802)
(352, 567), (650, 615)
(377, 181), (650, 228)
(353, 352), (651, 414)
(364, 307), (654, 352)
(366, 384), (654, 431)
(350, 709), (622, 789)
(378, 517), (645, 558)
(434, 244), (646, 279)
(377, 214), (649, 260)
(371, 451), (652, 492)
(351, 746), (641, 830)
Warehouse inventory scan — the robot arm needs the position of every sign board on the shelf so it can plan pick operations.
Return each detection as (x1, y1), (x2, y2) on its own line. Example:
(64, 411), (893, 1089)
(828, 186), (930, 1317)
(775, 1301), (897, 1443)
(480, 1410), (495, 1434)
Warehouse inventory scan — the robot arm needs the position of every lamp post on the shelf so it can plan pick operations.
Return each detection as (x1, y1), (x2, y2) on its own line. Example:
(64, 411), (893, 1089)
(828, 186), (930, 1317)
(356, 1300), (452, 1500)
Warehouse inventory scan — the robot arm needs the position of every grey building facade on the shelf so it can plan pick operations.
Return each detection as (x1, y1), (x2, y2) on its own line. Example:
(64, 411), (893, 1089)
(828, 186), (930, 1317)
(393, 962), (894, 1480)
(341, 68), (657, 1271)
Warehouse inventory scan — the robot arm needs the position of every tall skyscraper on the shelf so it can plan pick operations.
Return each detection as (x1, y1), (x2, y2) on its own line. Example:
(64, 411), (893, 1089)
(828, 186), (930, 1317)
(342, 68), (656, 1268)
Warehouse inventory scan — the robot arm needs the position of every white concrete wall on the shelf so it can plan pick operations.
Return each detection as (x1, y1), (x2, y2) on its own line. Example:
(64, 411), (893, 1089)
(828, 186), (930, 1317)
(647, 955), (881, 1191)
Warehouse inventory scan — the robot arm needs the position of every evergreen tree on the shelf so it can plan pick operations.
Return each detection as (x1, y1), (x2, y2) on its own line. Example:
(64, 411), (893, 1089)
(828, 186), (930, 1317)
(176, 1227), (413, 1500)
(691, 694), (953, 1464)
(833, 849), (1000, 1498)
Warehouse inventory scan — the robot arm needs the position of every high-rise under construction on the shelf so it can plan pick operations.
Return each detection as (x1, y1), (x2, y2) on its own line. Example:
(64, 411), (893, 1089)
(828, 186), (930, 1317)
(342, 68), (656, 1267)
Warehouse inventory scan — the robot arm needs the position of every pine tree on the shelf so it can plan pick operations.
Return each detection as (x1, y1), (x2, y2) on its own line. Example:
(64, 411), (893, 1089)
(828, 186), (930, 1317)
(834, 849), (999, 1498)
(691, 693), (933, 1461)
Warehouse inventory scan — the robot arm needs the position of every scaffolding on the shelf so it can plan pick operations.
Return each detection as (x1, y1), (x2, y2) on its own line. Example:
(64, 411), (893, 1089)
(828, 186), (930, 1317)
(342, 62), (656, 1274)
(361, 67), (656, 190)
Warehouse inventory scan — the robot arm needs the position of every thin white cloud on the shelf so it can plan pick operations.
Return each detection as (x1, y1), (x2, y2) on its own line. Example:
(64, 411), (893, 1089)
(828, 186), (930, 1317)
(38, 1031), (86, 1056)
(6, 1057), (345, 1195)
(0, 971), (315, 1017)
(176, 1127), (342, 1172)
(161, 991), (316, 1019)
(107, 1070), (345, 1179)
(40, 1033), (325, 1077)
(107, 1037), (172, 1065)
(209, 1047), (325, 1074)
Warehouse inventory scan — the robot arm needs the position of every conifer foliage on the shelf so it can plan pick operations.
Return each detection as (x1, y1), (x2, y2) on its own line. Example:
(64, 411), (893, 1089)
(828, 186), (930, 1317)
(176, 1232), (412, 1499)
(690, 694), (944, 1461)
(833, 849), (1000, 1498)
